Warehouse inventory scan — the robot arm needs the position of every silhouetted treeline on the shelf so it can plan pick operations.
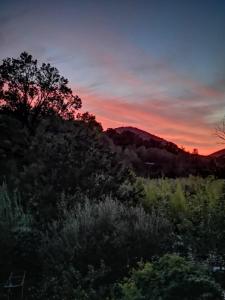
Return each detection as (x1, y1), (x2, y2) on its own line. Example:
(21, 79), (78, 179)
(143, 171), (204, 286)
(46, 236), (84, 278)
(105, 128), (225, 178)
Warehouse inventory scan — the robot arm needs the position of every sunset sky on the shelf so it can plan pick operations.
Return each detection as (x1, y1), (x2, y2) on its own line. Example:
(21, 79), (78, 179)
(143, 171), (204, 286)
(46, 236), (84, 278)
(1, 0), (225, 154)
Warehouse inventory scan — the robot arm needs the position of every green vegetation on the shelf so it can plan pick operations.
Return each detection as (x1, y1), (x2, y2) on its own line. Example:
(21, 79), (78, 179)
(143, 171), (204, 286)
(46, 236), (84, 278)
(117, 255), (223, 300)
(1, 52), (225, 299)
(141, 176), (225, 262)
(1, 177), (225, 299)
(39, 198), (170, 299)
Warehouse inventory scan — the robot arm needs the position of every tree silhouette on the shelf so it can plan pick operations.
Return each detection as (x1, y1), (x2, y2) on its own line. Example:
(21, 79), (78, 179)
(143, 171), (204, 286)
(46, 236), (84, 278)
(0, 52), (82, 131)
(216, 119), (225, 143)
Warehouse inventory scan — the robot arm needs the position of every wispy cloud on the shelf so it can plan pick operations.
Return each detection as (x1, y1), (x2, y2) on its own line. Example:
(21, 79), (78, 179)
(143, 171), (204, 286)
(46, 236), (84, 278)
(1, 0), (225, 154)
(78, 85), (224, 155)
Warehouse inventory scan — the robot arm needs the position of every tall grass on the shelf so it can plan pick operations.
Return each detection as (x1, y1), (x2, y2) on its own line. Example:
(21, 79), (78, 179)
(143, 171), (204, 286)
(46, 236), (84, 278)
(140, 176), (225, 264)
(0, 183), (31, 231)
(140, 176), (224, 211)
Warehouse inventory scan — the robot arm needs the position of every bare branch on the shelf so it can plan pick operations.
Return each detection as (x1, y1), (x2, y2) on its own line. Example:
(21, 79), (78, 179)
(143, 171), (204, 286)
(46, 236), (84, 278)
(215, 119), (225, 143)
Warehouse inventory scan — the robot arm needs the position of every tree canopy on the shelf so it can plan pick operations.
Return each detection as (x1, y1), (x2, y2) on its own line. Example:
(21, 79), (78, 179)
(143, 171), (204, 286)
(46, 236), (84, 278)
(0, 52), (81, 131)
(0, 52), (141, 221)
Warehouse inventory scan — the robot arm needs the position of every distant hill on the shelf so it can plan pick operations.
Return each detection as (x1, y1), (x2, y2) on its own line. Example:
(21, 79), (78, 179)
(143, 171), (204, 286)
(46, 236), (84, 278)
(105, 126), (221, 177)
(115, 126), (165, 143)
(112, 126), (185, 155)
(209, 148), (225, 158)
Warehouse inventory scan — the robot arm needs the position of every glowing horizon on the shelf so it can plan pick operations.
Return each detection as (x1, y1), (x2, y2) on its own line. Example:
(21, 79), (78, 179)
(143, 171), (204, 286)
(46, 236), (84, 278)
(79, 88), (224, 156)
(1, 0), (225, 155)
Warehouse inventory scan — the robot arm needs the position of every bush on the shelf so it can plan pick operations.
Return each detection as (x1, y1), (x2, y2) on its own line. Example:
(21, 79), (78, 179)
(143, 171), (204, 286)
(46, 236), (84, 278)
(16, 117), (142, 221)
(39, 197), (171, 300)
(141, 177), (225, 261)
(116, 254), (224, 300)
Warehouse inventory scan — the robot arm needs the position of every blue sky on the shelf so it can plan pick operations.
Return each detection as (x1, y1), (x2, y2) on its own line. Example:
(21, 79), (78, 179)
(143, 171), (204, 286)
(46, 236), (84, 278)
(1, 0), (225, 154)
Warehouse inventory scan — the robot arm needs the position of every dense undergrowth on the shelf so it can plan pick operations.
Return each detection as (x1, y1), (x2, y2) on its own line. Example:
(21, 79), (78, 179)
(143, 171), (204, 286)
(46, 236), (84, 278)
(1, 177), (225, 299)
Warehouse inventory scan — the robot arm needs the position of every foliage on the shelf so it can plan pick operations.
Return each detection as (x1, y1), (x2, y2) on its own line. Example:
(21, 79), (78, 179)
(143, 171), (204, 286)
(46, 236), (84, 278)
(0, 183), (33, 279)
(0, 183), (31, 229)
(0, 53), (142, 219)
(0, 114), (29, 182)
(106, 128), (219, 178)
(0, 52), (81, 131)
(1, 52), (225, 300)
(116, 254), (224, 300)
(13, 117), (142, 221)
(141, 176), (225, 262)
(39, 197), (171, 300)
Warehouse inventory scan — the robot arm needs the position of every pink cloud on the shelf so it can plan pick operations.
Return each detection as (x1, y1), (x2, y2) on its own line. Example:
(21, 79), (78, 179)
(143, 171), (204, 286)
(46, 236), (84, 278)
(77, 87), (223, 155)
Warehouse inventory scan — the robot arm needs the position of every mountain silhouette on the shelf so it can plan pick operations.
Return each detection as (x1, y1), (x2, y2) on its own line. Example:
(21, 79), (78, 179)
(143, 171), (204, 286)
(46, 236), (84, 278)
(105, 126), (225, 177)
(112, 126), (185, 155)
(209, 148), (225, 158)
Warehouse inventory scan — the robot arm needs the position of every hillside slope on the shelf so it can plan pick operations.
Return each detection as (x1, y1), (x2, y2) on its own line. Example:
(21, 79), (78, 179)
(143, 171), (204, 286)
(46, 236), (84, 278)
(209, 148), (225, 158)
(115, 126), (165, 143)
(109, 126), (185, 155)
(105, 126), (220, 177)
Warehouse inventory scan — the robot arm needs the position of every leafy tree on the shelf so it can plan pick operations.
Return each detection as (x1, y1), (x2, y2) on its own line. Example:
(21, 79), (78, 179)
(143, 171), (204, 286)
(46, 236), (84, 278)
(0, 53), (142, 221)
(0, 52), (81, 131)
(16, 117), (141, 220)
(77, 111), (103, 132)
(117, 255), (223, 300)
